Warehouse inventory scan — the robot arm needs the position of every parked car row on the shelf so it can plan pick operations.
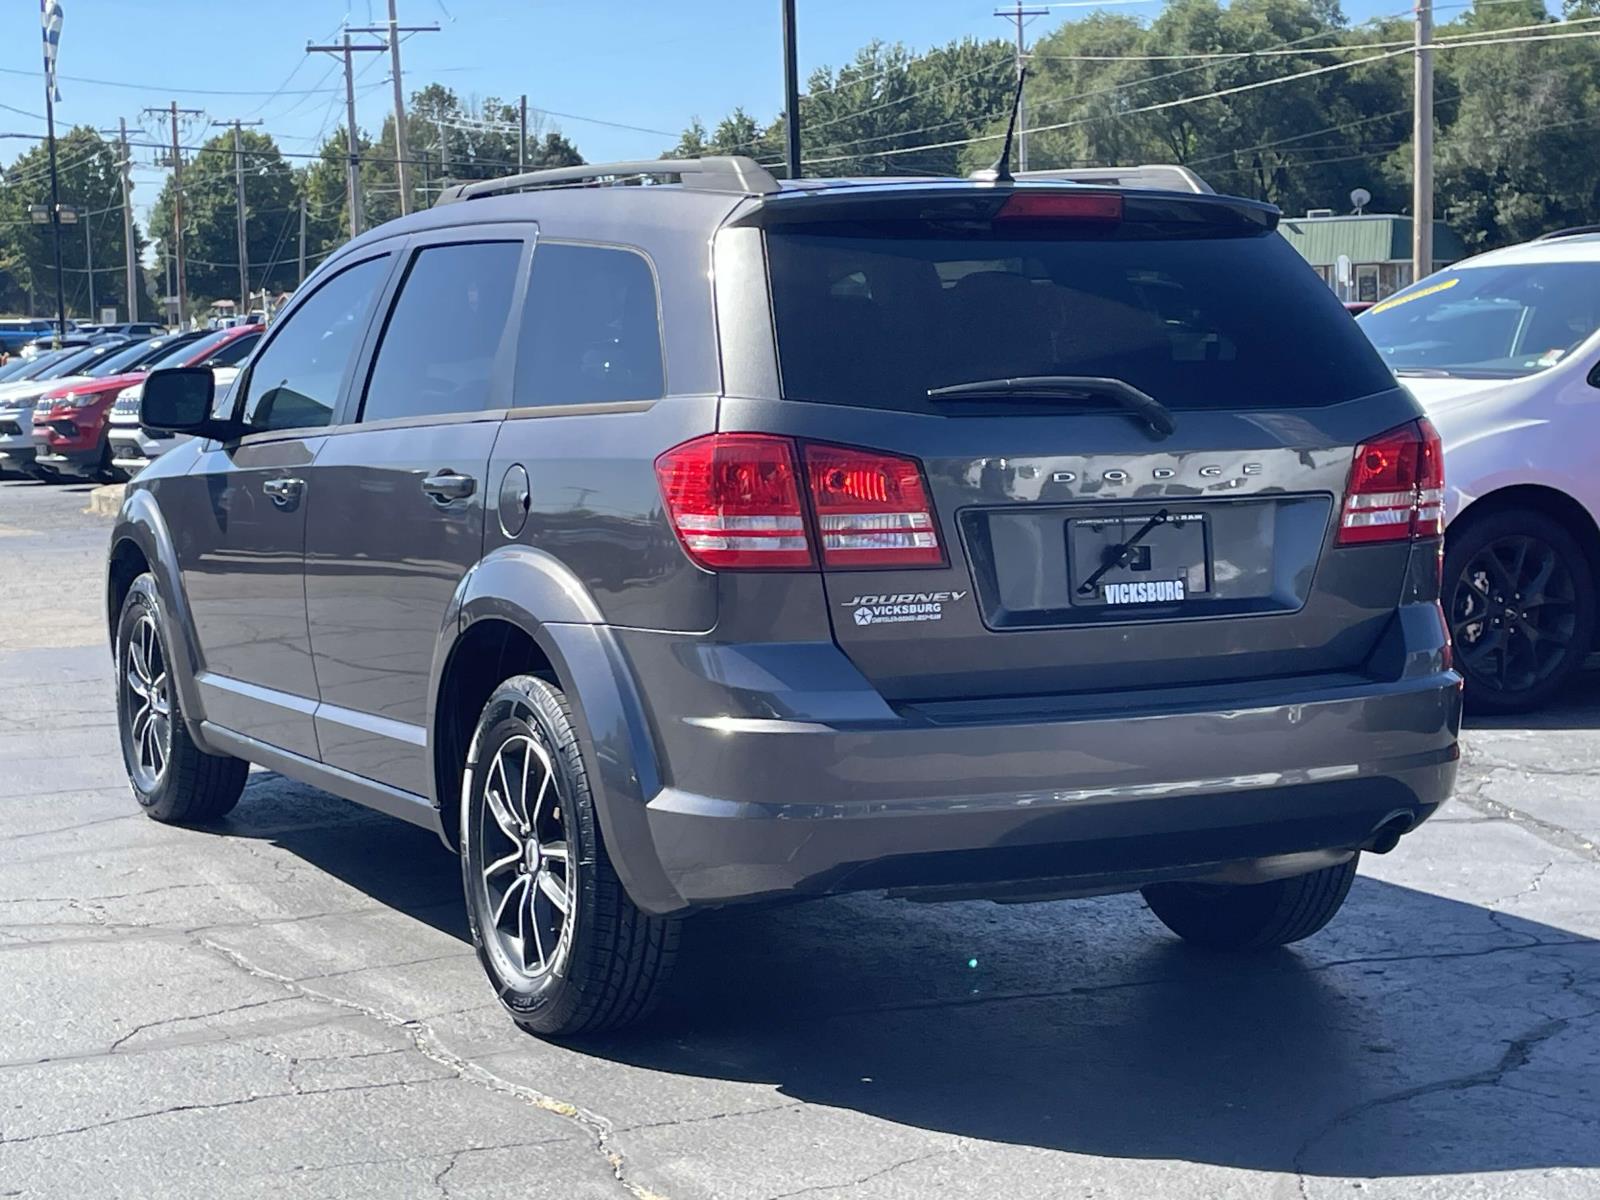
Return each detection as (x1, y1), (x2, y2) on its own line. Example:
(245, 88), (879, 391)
(0, 326), (258, 483)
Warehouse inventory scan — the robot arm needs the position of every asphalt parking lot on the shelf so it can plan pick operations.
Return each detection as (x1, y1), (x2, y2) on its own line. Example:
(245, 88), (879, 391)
(1, 476), (1597, 1200)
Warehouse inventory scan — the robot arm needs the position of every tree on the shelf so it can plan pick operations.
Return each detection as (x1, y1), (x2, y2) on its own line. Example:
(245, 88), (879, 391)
(0, 127), (145, 319)
(146, 129), (300, 315)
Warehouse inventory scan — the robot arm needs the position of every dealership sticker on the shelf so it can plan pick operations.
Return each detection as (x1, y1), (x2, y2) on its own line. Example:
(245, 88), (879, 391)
(843, 591), (966, 626)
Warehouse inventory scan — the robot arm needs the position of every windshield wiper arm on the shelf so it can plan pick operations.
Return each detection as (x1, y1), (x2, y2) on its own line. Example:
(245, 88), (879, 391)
(926, 375), (1176, 437)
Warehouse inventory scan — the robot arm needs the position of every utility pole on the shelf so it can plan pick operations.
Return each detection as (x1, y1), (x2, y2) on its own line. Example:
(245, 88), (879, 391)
(1412, 0), (1434, 284)
(145, 102), (203, 328)
(297, 194), (307, 286)
(346, 7), (438, 218)
(308, 34), (387, 239)
(84, 216), (94, 318)
(519, 94), (528, 172)
(40, 17), (66, 341)
(995, 2), (1047, 173)
(213, 119), (263, 316)
(781, 0), (801, 179)
(117, 119), (137, 320)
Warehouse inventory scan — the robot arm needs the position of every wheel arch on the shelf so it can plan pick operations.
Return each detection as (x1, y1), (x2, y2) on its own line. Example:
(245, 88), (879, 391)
(426, 547), (682, 913)
(108, 490), (212, 745)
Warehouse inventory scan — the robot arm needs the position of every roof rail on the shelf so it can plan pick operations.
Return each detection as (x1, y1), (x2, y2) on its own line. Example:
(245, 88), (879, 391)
(434, 156), (782, 205)
(1534, 224), (1600, 242)
(1014, 164), (1214, 195)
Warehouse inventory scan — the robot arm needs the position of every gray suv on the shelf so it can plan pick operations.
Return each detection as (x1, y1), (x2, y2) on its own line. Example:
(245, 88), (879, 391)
(107, 157), (1461, 1036)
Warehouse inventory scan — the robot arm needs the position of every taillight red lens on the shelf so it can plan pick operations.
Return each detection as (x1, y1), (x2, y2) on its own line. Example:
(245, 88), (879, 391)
(655, 434), (812, 569)
(656, 435), (944, 571)
(1337, 418), (1445, 545)
(803, 443), (943, 568)
(996, 191), (1123, 223)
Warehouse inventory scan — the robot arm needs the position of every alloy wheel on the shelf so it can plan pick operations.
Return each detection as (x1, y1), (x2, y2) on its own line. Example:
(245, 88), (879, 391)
(124, 612), (172, 790)
(475, 732), (575, 981)
(1451, 534), (1578, 695)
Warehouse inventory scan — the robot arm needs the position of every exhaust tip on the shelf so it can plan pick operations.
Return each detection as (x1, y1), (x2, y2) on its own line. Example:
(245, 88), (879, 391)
(1365, 813), (1414, 855)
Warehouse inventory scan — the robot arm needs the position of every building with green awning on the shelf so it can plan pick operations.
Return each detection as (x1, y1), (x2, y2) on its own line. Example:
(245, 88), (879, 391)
(1278, 213), (1467, 303)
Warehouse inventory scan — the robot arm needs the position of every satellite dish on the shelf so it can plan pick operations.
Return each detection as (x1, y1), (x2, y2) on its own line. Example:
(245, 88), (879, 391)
(1350, 187), (1372, 215)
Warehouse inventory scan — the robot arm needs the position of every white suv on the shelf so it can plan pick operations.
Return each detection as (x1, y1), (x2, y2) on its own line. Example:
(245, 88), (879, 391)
(1359, 229), (1600, 711)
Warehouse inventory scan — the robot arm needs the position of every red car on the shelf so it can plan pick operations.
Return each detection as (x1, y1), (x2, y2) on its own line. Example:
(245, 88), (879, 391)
(31, 329), (246, 481)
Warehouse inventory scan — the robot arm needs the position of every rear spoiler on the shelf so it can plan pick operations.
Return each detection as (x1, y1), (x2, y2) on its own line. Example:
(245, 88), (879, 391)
(1016, 165), (1214, 195)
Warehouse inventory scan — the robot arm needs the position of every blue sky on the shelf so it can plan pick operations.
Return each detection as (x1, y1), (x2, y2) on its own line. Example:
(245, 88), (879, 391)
(2, 0), (1412, 233)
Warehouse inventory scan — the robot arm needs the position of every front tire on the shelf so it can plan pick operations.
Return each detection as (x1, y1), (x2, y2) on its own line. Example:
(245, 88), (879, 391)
(115, 574), (248, 822)
(1444, 509), (1595, 714)
(1142, 856), (1359, 950)
(461, 675), (679, 1037)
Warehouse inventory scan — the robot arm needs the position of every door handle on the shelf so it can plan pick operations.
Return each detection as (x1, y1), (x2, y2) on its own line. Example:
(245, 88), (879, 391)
(421, 470), (477, 504)
(262, 477), (304, 505)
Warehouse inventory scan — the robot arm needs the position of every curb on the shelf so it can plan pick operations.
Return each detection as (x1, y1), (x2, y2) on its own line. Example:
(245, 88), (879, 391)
(86, 483), (126, 518)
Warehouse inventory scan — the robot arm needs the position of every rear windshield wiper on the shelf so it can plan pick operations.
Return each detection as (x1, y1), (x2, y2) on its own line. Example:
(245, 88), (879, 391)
(927, 375), (1176, 436)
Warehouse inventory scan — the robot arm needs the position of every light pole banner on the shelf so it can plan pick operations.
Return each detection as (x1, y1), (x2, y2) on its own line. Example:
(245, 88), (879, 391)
(42, 0), (64, 101)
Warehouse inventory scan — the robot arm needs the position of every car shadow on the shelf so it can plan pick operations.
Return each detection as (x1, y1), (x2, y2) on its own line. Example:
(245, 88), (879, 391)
(227, 769), (1600, 1182)
(1466, 665), (1600, 731)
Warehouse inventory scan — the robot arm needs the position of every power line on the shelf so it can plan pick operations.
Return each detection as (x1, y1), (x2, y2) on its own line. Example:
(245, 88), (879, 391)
(796, 25), (1600, 167)
(0, 63), (344, 97)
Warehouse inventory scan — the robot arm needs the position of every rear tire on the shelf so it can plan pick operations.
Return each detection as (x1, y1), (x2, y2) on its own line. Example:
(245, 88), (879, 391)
(115, 574), (248, 823)
(1444, 509), (1595, 714)
(461, 674), (679, 1037)
(1142, 856), (1359, 950)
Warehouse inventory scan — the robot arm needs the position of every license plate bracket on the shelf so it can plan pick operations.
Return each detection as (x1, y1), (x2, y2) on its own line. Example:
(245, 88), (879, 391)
(1066, 510), (1211, 607)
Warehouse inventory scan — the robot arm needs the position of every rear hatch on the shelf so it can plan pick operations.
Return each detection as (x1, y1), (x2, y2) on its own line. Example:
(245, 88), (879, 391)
(729, 186), (1425, 702)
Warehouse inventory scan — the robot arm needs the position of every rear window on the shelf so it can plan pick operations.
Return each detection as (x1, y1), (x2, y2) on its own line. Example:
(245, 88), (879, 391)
(767, 228), (1394, 412)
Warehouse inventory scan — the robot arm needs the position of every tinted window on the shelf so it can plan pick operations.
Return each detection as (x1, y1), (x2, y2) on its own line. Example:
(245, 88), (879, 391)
(242, 256), (389, 432)
(362, 241), (522, 423)
(207, 331), (260, 368)
(1359, 261), (1600, 379)
(515, 243), (664, 406)
(45, 344), (123, 378)
(767, 228), (1395, 412)
(83, 337), (181, 378)
(148, 329), (230, 370)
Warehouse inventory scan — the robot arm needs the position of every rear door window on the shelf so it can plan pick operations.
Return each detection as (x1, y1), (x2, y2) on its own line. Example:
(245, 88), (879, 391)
(360, 240), (523, 422)
(767, 228), (1394, 412)
(515, 243), (664, 406)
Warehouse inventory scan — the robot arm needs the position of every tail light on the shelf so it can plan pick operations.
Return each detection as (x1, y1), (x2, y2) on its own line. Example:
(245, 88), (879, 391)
(996, 192), (1123, 223)
(656, 435), (943, 571)
(655, 435), (812, 569)
(803, 443), (942, 567)
(1337, 418), (1445, 546)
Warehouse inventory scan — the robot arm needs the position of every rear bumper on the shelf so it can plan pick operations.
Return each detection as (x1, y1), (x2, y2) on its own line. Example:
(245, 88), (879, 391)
(591, 625), (1460, 915)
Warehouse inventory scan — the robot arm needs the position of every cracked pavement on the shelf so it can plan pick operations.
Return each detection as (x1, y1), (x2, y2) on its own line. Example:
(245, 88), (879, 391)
(2, 477), (1599, 1200)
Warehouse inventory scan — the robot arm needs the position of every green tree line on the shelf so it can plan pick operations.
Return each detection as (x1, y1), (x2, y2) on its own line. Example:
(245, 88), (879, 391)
(0, 84), (582, 321)
(673, 0), (1600, 250)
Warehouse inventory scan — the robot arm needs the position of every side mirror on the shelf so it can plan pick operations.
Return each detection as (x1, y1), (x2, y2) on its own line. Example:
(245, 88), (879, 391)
(140, 367), (238, 440)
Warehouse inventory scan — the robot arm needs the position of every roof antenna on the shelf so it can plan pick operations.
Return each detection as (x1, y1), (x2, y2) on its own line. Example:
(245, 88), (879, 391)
(971, 67), (1027, 185)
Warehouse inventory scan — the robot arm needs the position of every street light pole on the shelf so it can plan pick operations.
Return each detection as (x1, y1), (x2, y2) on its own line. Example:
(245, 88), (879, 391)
(40, 34), (66, 341)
